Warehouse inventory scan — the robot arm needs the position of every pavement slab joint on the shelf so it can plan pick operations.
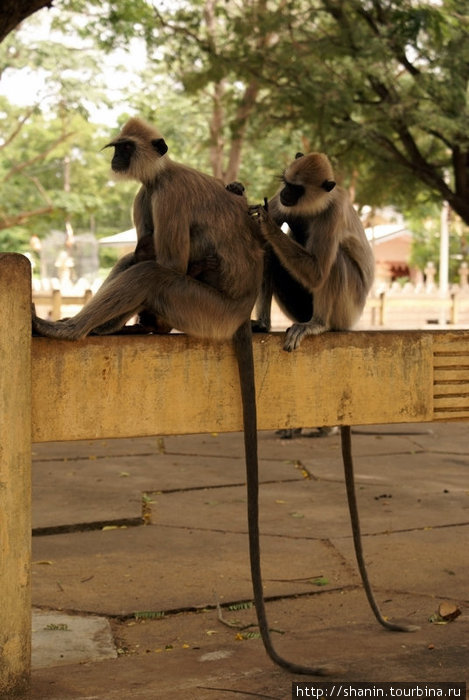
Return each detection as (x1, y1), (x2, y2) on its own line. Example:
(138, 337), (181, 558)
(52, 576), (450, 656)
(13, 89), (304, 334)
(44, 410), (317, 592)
(27, 424), (469, 698)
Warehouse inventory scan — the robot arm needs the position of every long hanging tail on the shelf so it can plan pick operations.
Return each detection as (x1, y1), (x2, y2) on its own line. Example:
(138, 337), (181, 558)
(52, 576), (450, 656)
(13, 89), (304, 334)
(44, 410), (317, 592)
(233, 320), (331, 674)
(340, 425), (418, 632)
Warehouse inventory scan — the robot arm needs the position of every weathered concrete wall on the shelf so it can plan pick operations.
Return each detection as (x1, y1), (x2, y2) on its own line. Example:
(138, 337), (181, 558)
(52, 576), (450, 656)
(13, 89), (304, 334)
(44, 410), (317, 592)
(31, 329), (468, 443)
(0, 254), (31, 694)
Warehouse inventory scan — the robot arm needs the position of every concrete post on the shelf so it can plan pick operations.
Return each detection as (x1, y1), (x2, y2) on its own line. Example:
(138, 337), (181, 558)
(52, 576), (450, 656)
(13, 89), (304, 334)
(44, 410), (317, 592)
(0, 254), (32, 694)
(51, 289), (61, 320)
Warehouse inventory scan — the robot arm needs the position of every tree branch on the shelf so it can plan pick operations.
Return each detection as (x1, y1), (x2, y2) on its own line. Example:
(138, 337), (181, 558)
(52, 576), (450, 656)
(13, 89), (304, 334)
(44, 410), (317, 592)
(0, 106), (39, 151)
(452, 145), (469, 199)
(0, 0), (55, 43)
(153, 6), (213, 55)
(2, 131), (74, 182)
(25, 174), (53, 206)
(0, 205), (55, 231)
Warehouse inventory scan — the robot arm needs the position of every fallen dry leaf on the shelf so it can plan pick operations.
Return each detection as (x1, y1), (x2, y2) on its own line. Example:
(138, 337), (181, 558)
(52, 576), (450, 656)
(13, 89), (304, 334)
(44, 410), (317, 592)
(438, 601), (461, 621)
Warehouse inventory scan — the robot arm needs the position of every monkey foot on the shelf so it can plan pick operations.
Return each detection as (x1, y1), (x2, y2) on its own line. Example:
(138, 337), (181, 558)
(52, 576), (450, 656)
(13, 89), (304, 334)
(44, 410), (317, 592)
(275, 428), (303, 439)
(251, 320), (270, 333)
(32, 314), (81, 340)
(284, 321), (329, 351)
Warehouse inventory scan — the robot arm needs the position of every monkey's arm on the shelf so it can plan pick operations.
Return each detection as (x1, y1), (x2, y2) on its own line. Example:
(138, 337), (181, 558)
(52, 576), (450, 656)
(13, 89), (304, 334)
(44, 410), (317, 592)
(134, 186), (190, 272)
(134, 234), (155, 263)
(133, 187), (153, 240)
(251, 246), (274, 333)
(266, 197), (289, 227)
(250, 206), (339, 293)
(152, 193), (190, 273)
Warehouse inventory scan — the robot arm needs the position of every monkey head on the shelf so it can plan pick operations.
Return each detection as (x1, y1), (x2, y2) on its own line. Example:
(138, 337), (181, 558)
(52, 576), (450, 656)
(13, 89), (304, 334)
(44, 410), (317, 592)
(104, 117), (168, 183)
(278, 152), (336, 214)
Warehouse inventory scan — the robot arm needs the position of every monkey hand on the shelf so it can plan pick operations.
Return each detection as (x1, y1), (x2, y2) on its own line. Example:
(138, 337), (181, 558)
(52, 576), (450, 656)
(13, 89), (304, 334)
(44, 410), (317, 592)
(225, 181), (245, 197)
(202, 254), (219, 271)
(248, 203), (269, 228)
(188, 254), (218, 278)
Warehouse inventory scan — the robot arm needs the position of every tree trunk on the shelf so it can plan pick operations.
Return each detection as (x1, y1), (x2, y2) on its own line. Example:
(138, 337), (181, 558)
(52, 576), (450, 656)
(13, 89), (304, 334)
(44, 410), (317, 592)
(223, 81), (259, 184)
(0, 0), (54, 43)
(208, 81), (226, 181)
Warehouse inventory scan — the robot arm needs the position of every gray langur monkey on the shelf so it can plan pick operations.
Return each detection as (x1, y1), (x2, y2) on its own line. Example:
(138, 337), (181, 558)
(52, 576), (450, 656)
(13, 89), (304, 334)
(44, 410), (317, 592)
(249, 152), (417, 635)
(33, 119), (262, 341)
(32, 118), (333, 675)
(250, 151), (374, 352)
(119, 183), (244, 335)
(251, 151), (373, 436)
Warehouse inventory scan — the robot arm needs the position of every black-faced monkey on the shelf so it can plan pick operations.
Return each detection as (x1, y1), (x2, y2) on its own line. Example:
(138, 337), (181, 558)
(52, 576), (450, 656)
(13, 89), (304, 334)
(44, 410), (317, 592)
(250, 153), (417, 635)
(32, 119), (335, 674)
(33, 119), (263, 341)
(250, 151), (375, 351)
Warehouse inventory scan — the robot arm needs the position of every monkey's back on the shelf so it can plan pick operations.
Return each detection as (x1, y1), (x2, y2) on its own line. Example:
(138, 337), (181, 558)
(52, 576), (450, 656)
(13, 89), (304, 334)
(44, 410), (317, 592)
(163, 162), (264, 301)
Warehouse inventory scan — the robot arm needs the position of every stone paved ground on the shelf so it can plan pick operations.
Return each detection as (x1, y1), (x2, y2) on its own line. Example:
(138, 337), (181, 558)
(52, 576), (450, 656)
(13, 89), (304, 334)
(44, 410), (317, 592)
(19, 423), (469, 699)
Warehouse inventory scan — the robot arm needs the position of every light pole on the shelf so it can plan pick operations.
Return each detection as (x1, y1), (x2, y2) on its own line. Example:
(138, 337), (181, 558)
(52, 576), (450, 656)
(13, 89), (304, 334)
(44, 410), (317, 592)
(439, 200), (450, 325)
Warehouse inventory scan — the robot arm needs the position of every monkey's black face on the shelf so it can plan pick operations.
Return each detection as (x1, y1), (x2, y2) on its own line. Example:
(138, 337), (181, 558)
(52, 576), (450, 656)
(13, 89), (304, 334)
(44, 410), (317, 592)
(110, 139), (136, 172)
(280, 180), (305, 207)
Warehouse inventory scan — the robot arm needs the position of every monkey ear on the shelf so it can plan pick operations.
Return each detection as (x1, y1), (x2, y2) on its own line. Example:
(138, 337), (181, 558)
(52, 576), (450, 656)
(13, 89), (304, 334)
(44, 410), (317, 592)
(152, 138), (168, 155)
(321, 179), (336, 192)
(295, 152), (304, 159)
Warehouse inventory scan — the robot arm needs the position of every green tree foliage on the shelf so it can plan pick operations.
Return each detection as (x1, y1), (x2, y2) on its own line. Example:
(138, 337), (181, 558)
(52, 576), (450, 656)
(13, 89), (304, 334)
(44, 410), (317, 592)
(139, 0), (469, 273)
(407, 201), (468, 282)
(0, 101), (138, 252)
(77, 1), (469, 237)
(201, 0), (469, 222)
(0, 22), (139, 252)
(2, 0), (468, 216)
(60, 0), (303, 188)
(1, 0), (468, 274)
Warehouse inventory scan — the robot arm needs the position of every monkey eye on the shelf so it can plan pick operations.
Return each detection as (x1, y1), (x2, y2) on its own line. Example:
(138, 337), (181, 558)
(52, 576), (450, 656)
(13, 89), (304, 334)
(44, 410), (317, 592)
(116, 141), (136, 160)
(321, 179), (336, 192)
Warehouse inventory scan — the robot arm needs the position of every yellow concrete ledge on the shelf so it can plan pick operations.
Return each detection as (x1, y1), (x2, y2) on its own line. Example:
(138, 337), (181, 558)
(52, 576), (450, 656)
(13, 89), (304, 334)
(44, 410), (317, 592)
(31, 329), (469, 443)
